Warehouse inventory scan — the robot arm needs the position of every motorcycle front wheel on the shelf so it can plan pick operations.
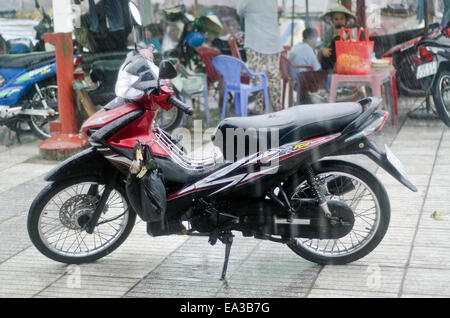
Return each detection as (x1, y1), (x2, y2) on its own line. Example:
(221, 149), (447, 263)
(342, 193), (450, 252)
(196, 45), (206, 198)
(433, 70), (450, 127)
(285, 160), (390, 265)
(154, 103), (184, 132)
(27, 176), (136, 264)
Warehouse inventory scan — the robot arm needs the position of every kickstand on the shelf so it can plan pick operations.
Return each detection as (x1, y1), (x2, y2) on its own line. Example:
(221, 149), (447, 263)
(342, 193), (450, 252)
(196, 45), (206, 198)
(220, 231), (234, 281)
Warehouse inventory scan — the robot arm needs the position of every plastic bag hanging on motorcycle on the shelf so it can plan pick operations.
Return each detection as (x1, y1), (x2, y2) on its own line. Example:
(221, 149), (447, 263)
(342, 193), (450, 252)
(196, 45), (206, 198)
(336, 28), (374, 75)
(125, 141), (167, 223)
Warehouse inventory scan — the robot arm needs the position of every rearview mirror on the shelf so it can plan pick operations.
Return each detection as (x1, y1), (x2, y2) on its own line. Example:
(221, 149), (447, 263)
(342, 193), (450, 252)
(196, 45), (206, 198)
(128, 1), (142, 26)
(159, 60), (177, 80)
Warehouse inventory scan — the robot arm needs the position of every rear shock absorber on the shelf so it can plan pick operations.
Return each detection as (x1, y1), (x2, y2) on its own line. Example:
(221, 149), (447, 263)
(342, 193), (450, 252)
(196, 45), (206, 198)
(304, 164), (332, 218)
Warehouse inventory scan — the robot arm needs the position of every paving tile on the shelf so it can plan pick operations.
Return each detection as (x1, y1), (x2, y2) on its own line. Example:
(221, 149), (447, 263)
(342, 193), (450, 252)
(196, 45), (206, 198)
(414, 226), (450, 248)
(0, 216), (33, 264)
(409, 245), (450, 269)
(401, 293), (447, 298)
(0, 248), (65, 298)
(352, 240), (411, 267)
(0, 163), (54, 194)
(37, 275), (138, 298)
(308, 289), (397, 298)
(312, 265), (404, 294)
(402, 268), (450, 297)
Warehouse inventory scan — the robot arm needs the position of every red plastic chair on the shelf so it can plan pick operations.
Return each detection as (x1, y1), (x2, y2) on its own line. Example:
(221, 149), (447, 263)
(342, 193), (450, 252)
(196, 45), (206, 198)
(227, 34), (250, 84)
(279, 50), (313, 107)
(227, 34), (243, 60)
(197, 46), (222, 87)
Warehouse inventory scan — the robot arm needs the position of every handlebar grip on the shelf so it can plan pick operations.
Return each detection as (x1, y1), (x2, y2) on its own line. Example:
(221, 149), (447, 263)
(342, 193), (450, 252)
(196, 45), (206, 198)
(167, 95), (194, 116)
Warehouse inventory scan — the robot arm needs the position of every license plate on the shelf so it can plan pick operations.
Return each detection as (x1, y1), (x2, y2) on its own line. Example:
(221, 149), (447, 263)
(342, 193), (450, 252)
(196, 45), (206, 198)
(416, 61), (438, 79)
(385, 145), (408, 178)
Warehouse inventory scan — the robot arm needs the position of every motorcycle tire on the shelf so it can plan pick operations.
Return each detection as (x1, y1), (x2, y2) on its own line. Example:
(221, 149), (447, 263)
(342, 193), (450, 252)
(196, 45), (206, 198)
(285, 160), (390, 265)
(27, 175), (136, 264)
(154, 97), (184, 132)
(433, 70), (450, 127)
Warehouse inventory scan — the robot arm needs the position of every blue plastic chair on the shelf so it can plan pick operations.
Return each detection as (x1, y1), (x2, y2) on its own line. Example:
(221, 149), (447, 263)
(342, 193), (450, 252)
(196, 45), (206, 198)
(212, 55), (269, 118)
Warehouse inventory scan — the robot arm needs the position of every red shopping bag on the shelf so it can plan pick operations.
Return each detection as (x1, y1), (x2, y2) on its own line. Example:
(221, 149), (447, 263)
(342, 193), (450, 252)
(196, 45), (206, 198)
(335, 28), (374, 75)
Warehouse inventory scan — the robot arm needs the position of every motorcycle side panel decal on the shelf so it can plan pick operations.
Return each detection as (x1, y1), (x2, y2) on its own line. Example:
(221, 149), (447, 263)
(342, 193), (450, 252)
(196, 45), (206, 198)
(278, 134), (341, 161)
(14, 65), (54, 83)
(167, 133), (341, 201)
(0, 63), (56, 106)
(0, 87), (21, 99)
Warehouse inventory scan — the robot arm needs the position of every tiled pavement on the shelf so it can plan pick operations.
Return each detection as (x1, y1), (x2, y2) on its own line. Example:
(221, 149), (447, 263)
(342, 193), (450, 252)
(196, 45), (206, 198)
(1, 98), (450, 298)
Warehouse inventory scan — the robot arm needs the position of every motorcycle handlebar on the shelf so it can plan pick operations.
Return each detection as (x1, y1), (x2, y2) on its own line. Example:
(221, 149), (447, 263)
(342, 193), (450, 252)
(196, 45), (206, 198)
(167, 95), (194, 116)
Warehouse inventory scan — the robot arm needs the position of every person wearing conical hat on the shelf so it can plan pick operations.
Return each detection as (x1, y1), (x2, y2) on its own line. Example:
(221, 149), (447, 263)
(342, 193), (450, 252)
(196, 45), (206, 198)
(319, 4), (357, 71)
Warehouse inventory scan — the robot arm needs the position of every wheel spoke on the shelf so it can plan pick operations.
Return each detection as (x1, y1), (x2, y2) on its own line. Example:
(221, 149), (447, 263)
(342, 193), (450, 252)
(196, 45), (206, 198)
(37, 181), (129, 258)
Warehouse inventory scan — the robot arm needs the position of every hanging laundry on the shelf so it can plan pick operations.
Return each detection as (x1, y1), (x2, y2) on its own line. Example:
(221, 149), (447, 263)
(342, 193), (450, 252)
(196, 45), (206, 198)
(88, 0), (100, 32)
(104, 0), (125, 32)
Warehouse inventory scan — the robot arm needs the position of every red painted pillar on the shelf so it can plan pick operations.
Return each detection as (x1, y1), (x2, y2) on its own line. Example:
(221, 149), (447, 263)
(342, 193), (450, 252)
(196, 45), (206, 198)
(39, 33), (88, 160)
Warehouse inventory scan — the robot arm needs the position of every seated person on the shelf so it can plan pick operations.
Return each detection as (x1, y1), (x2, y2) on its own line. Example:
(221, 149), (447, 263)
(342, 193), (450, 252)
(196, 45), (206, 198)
(287, 27), (322, 81)
(143, 27), (162, 52)
(319, 5), (357, 72)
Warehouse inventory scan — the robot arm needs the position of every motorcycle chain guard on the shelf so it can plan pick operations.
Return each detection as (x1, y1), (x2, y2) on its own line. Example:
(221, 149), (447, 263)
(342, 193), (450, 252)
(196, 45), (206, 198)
(241, 200), (355, 240)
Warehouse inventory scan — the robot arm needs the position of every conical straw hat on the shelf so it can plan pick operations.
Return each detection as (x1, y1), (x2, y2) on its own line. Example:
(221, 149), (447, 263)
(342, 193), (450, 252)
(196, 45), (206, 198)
(321, 5), (357, 26)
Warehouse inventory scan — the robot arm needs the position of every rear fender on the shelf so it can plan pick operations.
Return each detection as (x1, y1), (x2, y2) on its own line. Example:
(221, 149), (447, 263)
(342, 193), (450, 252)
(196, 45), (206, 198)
(332, 138), (417, 192)
(44, 147), (116, 182)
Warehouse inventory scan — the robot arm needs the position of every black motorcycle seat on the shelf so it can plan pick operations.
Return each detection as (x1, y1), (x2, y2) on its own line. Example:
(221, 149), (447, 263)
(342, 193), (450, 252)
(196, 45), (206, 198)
(0, 51), (55, 70)
(90, 59), (123, 83)
(212, 102), (363, 159)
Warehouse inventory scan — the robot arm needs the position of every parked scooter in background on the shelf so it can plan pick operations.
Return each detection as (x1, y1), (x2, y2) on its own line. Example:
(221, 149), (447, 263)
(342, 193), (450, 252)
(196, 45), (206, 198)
(161, 5), (225, 70)
(0, 51), (59, 140)
(411, 23), (450, 126)
(32, 0), (53, 52)
(370, 22), (441, 97)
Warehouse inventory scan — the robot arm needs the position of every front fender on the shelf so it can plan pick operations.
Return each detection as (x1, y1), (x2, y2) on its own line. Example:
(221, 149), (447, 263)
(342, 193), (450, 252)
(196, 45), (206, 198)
(44, 147), (115, 182)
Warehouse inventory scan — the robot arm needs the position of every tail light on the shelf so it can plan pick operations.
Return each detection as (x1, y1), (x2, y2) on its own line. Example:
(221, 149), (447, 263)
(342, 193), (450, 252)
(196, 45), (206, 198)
(418, 46), (434, 62)
(363, 111), (390, 137)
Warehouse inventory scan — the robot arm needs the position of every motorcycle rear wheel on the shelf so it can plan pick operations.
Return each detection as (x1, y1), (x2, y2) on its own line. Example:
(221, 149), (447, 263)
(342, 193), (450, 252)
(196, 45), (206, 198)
(27, 176), (136, 264)
(285, 160), (390, 265)
(433, 70), (450, 127)
(26, 83), (59, 140)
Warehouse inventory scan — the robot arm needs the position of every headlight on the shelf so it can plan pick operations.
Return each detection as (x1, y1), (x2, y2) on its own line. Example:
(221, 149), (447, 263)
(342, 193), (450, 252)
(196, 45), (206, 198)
(0, 75), (5, 88)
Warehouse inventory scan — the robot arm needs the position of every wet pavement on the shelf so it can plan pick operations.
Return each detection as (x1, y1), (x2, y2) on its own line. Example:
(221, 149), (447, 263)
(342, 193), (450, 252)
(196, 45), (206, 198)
(1, 96), (450, 298)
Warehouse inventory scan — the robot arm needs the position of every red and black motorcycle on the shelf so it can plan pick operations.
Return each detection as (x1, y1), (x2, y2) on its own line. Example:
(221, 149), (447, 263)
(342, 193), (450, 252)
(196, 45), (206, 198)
(371, 22), (441, 97)
(26, 2), (417, 279)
